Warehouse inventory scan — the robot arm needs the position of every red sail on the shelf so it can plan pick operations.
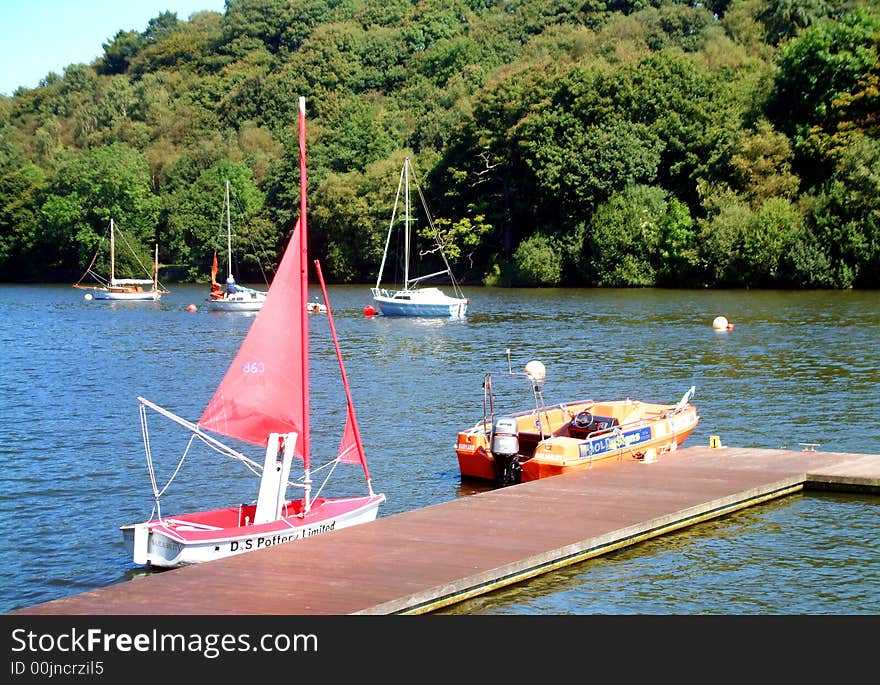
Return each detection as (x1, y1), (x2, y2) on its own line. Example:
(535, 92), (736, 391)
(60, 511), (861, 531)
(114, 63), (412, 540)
(199, 219), (306, 457)
(315, 258), (370, 475)
(209, 250), (221, 298)
(337, 408), (360, 464)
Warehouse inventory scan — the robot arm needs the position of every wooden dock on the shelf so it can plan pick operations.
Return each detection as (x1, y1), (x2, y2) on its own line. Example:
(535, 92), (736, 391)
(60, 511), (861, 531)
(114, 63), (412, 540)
(11, 445), (879, 615)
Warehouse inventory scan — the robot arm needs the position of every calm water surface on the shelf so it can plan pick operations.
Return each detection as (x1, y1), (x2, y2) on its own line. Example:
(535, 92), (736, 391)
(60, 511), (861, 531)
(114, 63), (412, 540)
(0, 284), (877, 614)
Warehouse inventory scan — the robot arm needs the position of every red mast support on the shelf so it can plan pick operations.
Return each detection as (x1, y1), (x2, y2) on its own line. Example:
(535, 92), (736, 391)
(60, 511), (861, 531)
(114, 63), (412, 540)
(314, 260), (373, 490)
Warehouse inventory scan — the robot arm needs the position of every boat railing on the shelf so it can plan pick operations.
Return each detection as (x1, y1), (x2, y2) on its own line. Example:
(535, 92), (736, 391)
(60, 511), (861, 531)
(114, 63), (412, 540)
(664, 403), (693, 418)
(371, 287), (400, 299)
(482, 371), (554, 443)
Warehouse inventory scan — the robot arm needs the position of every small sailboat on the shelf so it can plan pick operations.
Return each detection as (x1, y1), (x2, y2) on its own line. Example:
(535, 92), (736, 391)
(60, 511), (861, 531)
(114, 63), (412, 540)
(306, 297), (327, 314)
(371, 156), (468, 318)
(206, 179), (267, 312)
(122, 97), (385, 568)
(73, 219), (168, 301)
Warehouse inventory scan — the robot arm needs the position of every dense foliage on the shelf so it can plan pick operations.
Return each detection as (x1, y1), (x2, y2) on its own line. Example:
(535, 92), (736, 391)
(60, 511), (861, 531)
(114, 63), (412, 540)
(1, 0), (878, 288)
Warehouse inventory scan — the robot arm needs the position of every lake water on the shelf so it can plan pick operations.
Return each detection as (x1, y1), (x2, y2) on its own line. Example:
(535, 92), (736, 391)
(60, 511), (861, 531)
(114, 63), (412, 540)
(0, 284), (877, 614)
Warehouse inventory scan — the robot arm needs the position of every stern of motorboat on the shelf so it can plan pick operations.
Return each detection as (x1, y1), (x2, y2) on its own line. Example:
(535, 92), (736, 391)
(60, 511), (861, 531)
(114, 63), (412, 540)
(490, 416), (521, 486)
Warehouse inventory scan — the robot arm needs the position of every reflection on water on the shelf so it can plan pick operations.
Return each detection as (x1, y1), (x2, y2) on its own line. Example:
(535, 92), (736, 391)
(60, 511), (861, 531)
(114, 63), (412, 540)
(0, 284), (877, 614)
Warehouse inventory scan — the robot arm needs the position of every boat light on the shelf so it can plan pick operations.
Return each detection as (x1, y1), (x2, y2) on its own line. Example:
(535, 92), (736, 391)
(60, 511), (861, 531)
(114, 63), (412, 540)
(524, 360), (546, 385)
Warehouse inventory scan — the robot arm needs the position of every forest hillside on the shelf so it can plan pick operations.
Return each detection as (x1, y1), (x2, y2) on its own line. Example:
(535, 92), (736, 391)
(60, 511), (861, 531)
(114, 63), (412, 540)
(1, 0), (877, 288)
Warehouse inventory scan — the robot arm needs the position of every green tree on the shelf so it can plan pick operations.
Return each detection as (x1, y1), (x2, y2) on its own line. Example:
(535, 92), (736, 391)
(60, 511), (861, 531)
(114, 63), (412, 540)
(96, 30), (146, 75)
(806, 133), (880, 287)
(760, 0), (843, 45)
(586, 184), (687, 287)
(738, 197), (804, 286)
(1, 0), (878, 289)
(314, 97), (395, 174)
(39, 143), (160, 281)
(162, 160), (268, 282)
(0, 161), (47, 279)
(766, 6), (880, 186)
(512, 233), (563, 286)
(520, 106), (663, 218)
(697, 193), (805, 287)
(696, 192), (753, 285)
(309, 166), (379, 282)
(725, 118), (800, 205)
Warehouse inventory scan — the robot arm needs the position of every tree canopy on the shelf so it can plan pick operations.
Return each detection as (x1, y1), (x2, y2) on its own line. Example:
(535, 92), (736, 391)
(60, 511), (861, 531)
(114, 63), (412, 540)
(1, 0), (877, 288)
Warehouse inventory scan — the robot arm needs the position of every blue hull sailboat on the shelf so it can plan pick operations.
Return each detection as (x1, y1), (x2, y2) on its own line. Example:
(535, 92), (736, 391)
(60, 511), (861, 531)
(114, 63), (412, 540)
(371, 157), (468, 318)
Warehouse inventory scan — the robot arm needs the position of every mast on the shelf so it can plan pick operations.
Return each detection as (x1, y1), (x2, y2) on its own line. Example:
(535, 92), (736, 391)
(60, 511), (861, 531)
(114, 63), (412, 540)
(109, 218), (115, 284)
(153, 244), (159, 293)
(298, 96), (310, 474)
(404, 157), (410, 288)
(374, 161), (406, 290)
(225, 179), (233, 280)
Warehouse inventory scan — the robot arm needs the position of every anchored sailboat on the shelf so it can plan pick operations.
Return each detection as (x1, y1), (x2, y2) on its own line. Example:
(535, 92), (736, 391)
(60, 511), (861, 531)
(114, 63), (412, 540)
(73, 218), (168, 301)
(122, 97), (385, 568)
(206, 179), (268, 312)
(371, 156), (468, 318)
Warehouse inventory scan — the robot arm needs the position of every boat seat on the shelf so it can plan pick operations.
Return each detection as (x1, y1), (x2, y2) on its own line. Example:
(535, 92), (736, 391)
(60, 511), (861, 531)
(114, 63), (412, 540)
(619, 409), (644, 427)
(516, 432), (542, 459)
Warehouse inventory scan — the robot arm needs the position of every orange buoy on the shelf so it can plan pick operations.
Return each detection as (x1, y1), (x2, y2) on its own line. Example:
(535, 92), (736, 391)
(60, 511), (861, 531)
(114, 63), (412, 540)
(364, 304), (377, 317)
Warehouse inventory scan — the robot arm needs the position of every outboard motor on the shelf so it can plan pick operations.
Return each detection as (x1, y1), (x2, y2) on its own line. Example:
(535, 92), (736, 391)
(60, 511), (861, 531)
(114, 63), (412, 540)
(490, 416), (521, 486)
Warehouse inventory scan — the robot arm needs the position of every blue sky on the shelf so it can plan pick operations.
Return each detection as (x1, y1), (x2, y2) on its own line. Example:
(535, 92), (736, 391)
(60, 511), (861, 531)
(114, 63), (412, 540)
(0, 0), (226, 96)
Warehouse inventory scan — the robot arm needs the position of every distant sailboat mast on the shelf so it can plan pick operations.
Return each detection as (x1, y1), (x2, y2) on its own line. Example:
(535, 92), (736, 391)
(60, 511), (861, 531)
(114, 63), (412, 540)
(373, 163), (405, 291)
(225, 179), (233, 281)
(404, 158), (410, 288)
(109, 218), (115, 285)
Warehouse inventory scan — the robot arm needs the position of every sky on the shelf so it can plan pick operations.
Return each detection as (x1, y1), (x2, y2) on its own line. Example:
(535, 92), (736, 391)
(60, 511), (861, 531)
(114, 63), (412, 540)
(0, 0), (227, 96)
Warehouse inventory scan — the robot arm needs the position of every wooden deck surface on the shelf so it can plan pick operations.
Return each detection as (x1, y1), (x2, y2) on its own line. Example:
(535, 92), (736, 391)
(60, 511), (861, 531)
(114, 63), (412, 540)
(11, 445), (879, 615)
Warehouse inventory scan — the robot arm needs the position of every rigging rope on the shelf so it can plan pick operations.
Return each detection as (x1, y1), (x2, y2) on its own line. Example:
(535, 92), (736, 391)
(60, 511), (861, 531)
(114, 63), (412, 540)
(410, 163), (467, 300)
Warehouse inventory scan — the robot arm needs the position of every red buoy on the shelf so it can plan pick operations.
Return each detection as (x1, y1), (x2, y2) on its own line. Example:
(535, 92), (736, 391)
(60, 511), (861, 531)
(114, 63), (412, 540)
(363, 304), (376, 317)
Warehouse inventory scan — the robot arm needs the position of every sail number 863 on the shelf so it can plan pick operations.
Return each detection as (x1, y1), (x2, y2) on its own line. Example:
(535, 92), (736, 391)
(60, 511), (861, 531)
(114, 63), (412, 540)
(242, 361), (265, 374)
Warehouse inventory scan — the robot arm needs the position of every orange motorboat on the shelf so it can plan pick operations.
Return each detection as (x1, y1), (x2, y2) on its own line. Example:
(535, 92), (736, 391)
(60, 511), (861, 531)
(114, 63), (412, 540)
(455, 353), (699, 485)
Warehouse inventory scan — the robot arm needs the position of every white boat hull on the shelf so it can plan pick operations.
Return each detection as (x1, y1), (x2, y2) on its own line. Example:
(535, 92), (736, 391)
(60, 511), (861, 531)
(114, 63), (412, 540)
(121, 494), (385, 568)
(206, 291), (267, 311)
(372, 287), (467, 318)
(92, 289), (163, 301)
